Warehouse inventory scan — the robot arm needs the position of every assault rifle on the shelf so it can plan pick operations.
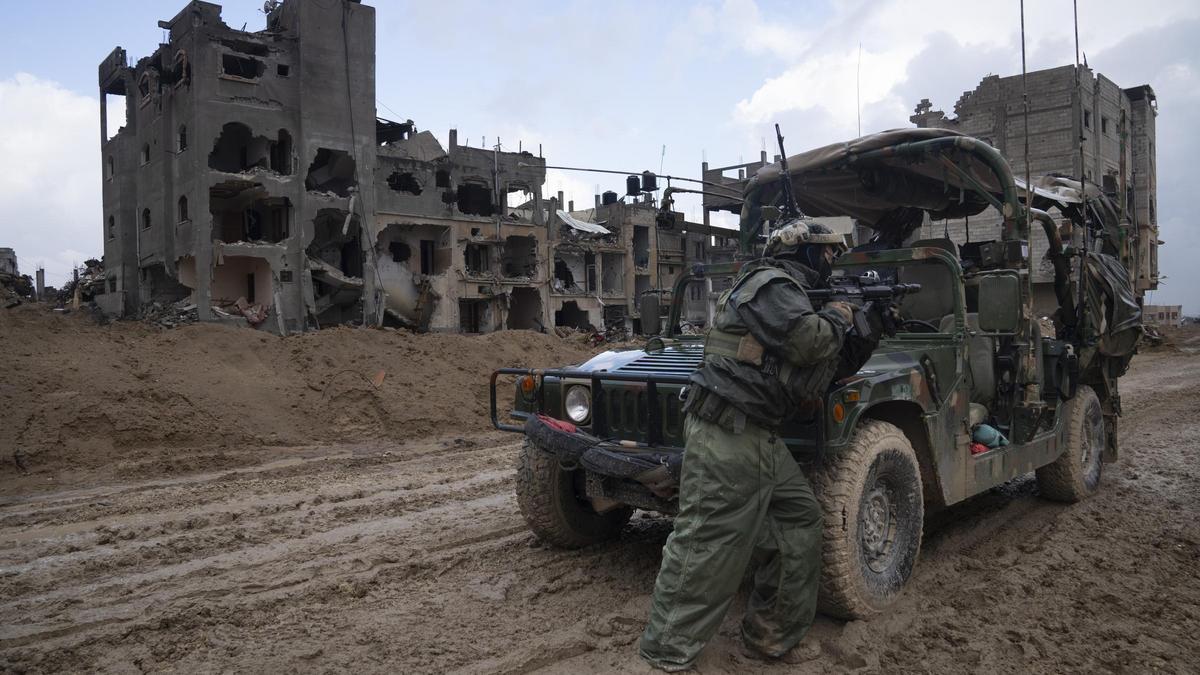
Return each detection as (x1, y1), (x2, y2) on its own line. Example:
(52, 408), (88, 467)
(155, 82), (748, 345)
(808, 274), (922, 338)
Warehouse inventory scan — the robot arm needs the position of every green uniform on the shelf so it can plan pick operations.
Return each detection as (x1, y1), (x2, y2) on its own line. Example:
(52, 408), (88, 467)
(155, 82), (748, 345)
(640, 257), (849, 670)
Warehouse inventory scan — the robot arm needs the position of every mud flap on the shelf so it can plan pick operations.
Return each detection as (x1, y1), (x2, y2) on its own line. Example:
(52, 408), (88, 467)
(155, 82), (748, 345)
(1104, 415), (1119, 462)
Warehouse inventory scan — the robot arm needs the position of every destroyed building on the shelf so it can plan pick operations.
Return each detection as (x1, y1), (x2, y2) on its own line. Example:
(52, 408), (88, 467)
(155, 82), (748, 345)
(96, 0), (551, 333)
(96, 0), (718, 335)
(0, 248), (16, 277)
(548, 176), (734, 334)
(1142, 304), (1182, 328)
(911, 65), (1159, 311)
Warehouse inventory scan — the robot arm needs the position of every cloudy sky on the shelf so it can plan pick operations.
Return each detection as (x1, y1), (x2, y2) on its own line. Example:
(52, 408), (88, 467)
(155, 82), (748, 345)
(0, 0), (1195, 311)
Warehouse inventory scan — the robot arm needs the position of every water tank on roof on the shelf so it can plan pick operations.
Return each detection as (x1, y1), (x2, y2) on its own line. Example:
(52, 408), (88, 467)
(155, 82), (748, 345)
(641, 171), (658, 192)
(626, 175), (641, 196)
(602, 190), (619, 206)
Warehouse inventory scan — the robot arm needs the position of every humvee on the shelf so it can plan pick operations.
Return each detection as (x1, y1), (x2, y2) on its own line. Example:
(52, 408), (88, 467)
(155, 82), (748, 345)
(490, 129), (1143, 619)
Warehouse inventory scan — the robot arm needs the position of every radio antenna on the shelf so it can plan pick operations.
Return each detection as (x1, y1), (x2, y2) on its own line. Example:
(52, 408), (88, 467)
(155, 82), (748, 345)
(774, 123), (802, 219)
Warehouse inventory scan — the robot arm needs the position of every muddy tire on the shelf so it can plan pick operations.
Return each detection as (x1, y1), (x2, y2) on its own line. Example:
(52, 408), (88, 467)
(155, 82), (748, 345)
(1037, 385), (1105, 502)
(813, 420), (924, 620)
(516, 440), (632, 548)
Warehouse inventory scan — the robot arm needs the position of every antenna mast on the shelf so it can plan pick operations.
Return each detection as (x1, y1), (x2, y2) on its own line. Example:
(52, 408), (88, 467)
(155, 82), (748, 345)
(1021, 0), (1031, 232)
(856, 42), (862, 138)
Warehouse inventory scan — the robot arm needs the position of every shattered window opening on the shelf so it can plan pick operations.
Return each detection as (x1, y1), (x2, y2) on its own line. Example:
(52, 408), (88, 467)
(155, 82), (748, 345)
(554, 301), (592, 331)
(308, 208), (364, 279)
(600, 252), (624, 294)
(459, 299), (491, 333)
(633, 226), (650, 268)
(178, 195), (189, 222)
(277, 64), (290, 77)
(137, 72), (151, 100)
(419, 240), (436, 275)
(107, 216), (115, 240)
(501, 236), (538, 278)
(170, 50), (190, 88)
(102, 90), (127, 142)
(106, 156), (114, 180)
(221, 54), (266, 80)
(435, 169), (451, 188)
(507, 287), (542, 330)
(140, 144), (150, 166)
(270, 130), (292, 174)
(178, 125), (188, 152)
(210, 123), (292, 176)
(142, 208), (151, 230)
(220, 38), (269, 57)
(305, 148), (357, 197)
(455, 182), (494, 217)
(465, 243), (490, 275)
(210, 181), (290, 243)
(387, 171), (422, 195)
(505, 184), (536, 220)
(389, 241), (411, 263)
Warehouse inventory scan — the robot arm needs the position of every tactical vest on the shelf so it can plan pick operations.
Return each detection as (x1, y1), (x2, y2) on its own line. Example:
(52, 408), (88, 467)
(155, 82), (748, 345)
(702, 265), (840, 405)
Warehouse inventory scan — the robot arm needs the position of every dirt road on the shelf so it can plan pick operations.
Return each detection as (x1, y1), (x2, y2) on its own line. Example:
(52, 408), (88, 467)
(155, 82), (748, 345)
(2, 349), (1198, 673)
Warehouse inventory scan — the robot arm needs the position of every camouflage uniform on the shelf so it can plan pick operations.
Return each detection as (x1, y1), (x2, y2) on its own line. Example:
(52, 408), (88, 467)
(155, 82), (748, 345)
(640, 245), (852, 670)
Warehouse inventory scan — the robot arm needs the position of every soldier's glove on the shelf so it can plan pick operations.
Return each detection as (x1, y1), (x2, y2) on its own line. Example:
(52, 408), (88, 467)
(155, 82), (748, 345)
(825, 301), (855, 329)
(879, 303), (903, 337)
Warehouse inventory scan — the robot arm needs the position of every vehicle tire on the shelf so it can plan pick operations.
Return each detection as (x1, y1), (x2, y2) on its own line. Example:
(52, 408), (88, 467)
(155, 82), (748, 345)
(1036, 385), (1105, 502)
(516, 440), (632, 548)
(813, 420), (924, 620)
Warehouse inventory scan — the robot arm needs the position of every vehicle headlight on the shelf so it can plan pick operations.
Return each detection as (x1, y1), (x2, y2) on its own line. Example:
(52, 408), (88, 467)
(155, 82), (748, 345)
(564, 385), (591, 424)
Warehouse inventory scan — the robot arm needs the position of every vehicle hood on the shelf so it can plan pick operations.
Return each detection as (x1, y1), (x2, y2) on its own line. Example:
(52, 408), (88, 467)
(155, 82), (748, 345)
(572, 341), (704, 377)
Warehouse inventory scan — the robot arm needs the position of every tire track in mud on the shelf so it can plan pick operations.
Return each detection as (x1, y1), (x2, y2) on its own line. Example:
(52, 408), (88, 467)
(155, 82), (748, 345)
(0, 434), (536, 670)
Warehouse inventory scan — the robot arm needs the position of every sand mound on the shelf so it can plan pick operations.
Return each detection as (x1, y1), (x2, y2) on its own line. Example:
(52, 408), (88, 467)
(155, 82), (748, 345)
(0, 304), (595, 476)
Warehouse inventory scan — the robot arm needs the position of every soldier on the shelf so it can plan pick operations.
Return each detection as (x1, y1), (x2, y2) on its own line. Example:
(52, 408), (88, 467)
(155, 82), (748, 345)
(640, 220), (879, 670)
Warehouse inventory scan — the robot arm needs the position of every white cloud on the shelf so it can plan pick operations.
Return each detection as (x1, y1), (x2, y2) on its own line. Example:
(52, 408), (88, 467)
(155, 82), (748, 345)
(0, 73), (101, 285)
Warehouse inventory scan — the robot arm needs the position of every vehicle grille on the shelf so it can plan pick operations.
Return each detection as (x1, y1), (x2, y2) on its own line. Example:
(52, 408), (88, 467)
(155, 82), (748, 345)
(599, 384), (685, 445)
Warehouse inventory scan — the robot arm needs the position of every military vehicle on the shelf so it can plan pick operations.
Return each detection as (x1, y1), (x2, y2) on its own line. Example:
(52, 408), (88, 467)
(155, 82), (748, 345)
(490, 129), (1143, 619)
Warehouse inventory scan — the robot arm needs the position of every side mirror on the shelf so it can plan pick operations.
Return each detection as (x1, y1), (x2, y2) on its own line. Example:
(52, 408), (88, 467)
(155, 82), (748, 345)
(977, 274), (1021, 333)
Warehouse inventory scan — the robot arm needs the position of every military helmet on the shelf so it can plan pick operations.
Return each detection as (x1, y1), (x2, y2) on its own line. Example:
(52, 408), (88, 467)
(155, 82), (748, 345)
(764, 218), (847, 258)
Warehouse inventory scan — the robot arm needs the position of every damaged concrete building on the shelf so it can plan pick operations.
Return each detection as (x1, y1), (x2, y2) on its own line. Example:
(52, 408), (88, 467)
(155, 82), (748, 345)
(97, 0), (727, 335)
(97, 0), (550, 333)
(549, 178), (731, 334)
(911, 65), (1159, 311)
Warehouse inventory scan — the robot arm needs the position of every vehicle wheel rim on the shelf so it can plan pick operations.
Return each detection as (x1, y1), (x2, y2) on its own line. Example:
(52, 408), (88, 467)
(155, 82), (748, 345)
(860, 481), (896, 573)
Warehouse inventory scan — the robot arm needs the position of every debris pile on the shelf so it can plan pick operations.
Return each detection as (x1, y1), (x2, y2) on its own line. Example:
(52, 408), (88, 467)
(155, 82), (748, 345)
(141, 299), (199, 328)
(56, 259), (106, 306)
(0, 271), (34, 306)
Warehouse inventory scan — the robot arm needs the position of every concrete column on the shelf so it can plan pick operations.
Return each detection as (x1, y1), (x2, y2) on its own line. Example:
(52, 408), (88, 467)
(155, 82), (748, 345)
(35, 268), (44, 301)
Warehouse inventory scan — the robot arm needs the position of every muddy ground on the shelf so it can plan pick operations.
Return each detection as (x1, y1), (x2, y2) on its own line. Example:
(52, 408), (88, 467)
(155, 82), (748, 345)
(1, 316), (1198, 674)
